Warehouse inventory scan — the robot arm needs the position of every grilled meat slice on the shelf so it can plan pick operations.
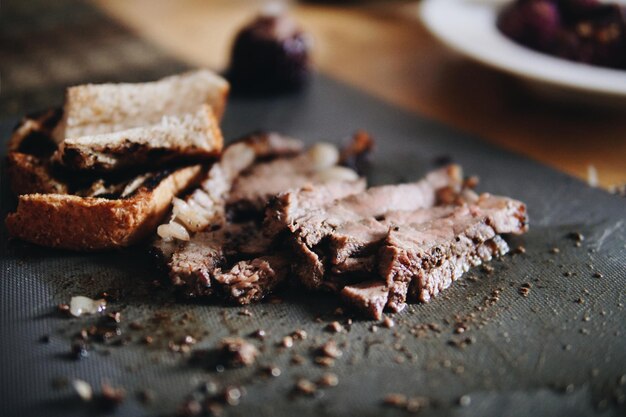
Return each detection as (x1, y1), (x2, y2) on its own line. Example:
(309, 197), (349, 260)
(379, 194), (528, 310)
(340, 281), (389, 320)
(283, 165), (463, 289)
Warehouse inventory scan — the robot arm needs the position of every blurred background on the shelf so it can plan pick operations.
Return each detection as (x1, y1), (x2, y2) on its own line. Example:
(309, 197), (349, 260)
(2, 0), (626, 188)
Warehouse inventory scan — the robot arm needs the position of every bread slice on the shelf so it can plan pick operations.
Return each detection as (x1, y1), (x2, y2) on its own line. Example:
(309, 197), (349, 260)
(6, 152), (69, 195)
(6, 108), (68, 195)
(52, 69), (229, 142)
(5, 165), (203, 251)
(54, 104), (223, 171)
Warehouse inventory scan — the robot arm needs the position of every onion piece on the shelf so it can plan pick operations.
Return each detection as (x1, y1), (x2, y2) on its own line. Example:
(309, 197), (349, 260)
(314, 166), (359, 183)
(157, 221), (191, 241)
(69, 296), (107, 317)
(72, 379), (93, 402)
(307, 143), (339, 171)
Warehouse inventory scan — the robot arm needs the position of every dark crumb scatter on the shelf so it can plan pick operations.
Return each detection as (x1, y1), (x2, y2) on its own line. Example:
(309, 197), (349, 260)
(222, 386), (243, 406)
(406, 396), (430, 412)
(291, 354), (305, 365)
(518, 283), (532, 297)
(100, 382), (126, 408)
(39, 335), (50, 344)
(281, 335), (294, 348)
(427, 323), (442, 333)
(218, 337), (259, 368)
(129, 321), (144, 330)
(382, 316), (395, 328)
(448, 337), (475, 349)
(262, 365), (282, 377)
(317, 373), (339, 387)
(318, 340), (343, 359)
(383, 393), (407, 408)
(71, 341), (89, 360)
(137, 389), (155, 405)
(576, 297), (585, 304)
(206, 402), (224, 416)
(326, 321), (344, 333)
(568, 232), (585, 242)
(251, 329), (267, 339)
(200, 381), (219, 396)
(292, 329), (307, 340)
(315, 356), (335, 367)
(106, 311), (121, 323)
(178, 399), (202, 416)
(295, 379), (317, 395)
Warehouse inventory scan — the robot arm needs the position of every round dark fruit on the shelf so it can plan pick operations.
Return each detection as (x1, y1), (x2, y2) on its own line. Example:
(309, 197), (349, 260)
(228, 11), (312, 94)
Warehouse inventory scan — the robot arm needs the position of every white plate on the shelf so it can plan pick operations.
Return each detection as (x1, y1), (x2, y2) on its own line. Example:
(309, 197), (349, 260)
(420, 0), (626, 105)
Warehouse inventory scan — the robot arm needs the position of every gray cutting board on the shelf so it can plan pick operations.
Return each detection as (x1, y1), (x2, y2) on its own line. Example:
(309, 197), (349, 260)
(1, 75), (625, 417)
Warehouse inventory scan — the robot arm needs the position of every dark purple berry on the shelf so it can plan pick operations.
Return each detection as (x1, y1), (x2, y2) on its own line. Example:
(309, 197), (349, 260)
(228, 11), (312, 94)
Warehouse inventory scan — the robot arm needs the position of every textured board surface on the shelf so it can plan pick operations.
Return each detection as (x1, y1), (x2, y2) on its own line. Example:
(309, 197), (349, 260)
(1, 74), (625, 417)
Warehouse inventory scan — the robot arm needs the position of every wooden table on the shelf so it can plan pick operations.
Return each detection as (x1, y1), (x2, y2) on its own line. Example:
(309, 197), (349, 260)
(95, 0), (626, 188)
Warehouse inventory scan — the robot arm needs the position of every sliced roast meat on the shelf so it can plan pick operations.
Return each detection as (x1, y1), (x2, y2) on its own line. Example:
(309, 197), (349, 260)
(232, 131), (303, 158)
(168, 229), (227, 297)
(222, 222), (274, 257)
(167, 222), (280, 301)
(283, 165), (463, 289)
(214, 255), (289, 304)
(228, 143), (360, 214)
(328, 205), (460, 268)
(291, 165), (462, 249)
(340, 281), (389, 320)
(264, 179), (367, 238)
(158, 132), (306, 239)
(405, 235), (509, 304)
(330, 255), (376, 275)
(379, 194), (528, 310)
(158, 135), (366, 304)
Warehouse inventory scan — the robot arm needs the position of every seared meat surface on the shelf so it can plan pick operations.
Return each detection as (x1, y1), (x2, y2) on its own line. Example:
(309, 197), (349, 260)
(155, 133), (529, 318)
(155, 132), (364, 303)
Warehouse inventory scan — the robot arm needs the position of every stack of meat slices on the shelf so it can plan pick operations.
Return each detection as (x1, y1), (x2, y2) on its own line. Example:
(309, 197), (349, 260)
(154, 131), (366, 303)
(155, 133), (528, 319)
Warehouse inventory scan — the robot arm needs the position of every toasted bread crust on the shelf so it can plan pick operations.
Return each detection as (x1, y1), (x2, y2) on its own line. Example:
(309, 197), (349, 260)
(5, 152), (68, 195)
(55, 105), (224, 172)
(6, 165), (203, 251)
(53, 70), (229, 142)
